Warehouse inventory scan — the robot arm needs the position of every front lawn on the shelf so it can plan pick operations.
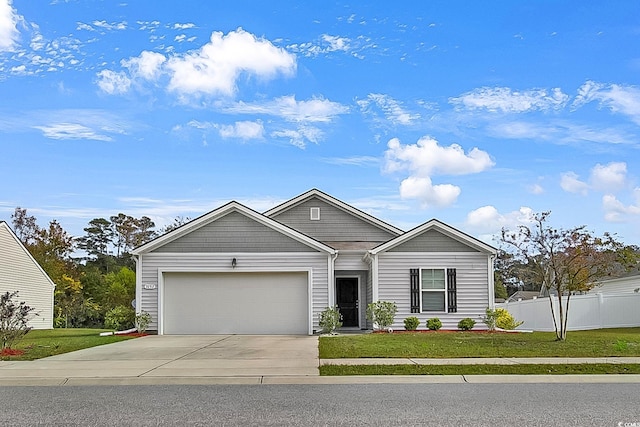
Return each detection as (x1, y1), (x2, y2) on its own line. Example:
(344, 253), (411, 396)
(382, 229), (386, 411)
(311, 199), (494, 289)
(1, 328), (138, 361)
(319, 328), (640, 359)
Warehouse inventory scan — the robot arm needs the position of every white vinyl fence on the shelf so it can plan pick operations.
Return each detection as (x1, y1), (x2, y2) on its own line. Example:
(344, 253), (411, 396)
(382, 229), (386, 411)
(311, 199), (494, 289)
(496, 293), (640, 331)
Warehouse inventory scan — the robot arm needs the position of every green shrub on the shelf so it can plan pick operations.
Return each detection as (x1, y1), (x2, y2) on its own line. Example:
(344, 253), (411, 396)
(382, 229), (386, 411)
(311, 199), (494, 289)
(53, 316), (66, 329)
(366, 301), (397, 330)
(403, 316), (420, 331)
(135, 310), (152, 333)
(458, 318), (476, 331)
(319, 306), (343, 334)
(495, 308), (524, 330)
(104, 305), (135, 330)
(482, 308), (499, 331)
(0, 291), (36, 349)
(426, 317), (442, 331)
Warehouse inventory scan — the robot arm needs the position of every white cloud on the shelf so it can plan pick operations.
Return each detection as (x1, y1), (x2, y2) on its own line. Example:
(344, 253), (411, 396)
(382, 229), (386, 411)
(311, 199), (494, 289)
(286, 34), (353, 57)
(173, 23), (196, 30)
(137, 20), (160, 31)
(186, 120), (214, 130)
(97, 29), (296, 99)
(573, 81), (640, 125)
(321, 34), (350, 52)
(560, 172), (589, 195)
(450, 86), (569, 113)
(528, 184), (544, 195)
(384, 136), (494, 176)
(218, 120), (264, 140)
(33, 123), (112, 141)
(488, 120), (636, 146)
(357, 93), (419, 125)
(224, 95), (349, 123)
(0, 0), (20, 52)
(271, 126), (323, 148)
(91, 20), (127, 31)
(590, 162), (627, 192)
(121, 50), (166, 80)
(384, 136), (494, 207)
(181, 119), (320, 147)
(466, 206), (535, 234)
(166, 28), (296, 97)
(399, 176), (460, 208)
(321, 156), (379, 166)
(602, 190), (640, 222)
(561, 162), (628, 195)
(96, 69), (131, 94)
(76, 22), (94, 32)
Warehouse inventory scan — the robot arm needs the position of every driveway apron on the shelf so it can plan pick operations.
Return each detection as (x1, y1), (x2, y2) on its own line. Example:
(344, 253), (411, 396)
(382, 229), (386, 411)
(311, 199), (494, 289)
(0, 335), (320, 380)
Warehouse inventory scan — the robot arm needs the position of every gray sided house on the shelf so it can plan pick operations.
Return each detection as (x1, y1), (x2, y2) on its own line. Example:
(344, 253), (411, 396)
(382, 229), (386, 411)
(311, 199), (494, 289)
(0, 221), (55, 329)
(132, 189), (497, 334)
(588, 274), (640, 295)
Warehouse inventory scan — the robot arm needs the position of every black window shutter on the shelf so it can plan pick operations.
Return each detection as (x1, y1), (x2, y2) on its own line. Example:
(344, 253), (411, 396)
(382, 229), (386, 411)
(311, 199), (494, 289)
(410, 269), (420, 313)
(447, 268), (457, 313)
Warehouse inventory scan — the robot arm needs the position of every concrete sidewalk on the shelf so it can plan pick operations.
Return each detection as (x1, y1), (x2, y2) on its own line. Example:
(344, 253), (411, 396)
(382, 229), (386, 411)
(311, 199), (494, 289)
(1, 335), (639, 386)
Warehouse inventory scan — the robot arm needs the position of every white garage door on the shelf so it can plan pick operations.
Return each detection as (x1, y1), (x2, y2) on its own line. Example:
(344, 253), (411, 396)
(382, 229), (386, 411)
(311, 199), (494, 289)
(162, 271), (309, 334)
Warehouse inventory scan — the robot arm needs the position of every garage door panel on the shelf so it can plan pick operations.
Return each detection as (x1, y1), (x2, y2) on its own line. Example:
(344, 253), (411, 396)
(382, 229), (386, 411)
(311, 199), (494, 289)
(163, 272), (308, 334)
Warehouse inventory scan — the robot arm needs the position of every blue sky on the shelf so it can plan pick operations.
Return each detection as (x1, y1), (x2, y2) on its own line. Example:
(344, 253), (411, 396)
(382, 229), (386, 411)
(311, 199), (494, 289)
(1, 0), (640, 246)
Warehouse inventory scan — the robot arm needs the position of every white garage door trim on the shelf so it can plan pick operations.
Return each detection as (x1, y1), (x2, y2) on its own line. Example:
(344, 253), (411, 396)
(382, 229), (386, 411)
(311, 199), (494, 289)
(158, 267), (313, 335)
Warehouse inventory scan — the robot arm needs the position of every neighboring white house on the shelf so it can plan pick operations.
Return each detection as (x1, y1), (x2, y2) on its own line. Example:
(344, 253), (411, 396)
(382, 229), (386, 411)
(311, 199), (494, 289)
(0, 221), (55, 329)
(589, 274), (640, 295)
(132, 189), (497, 335)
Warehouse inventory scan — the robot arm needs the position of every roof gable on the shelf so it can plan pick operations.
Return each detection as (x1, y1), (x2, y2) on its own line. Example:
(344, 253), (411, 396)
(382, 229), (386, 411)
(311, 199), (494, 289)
(133, 202), (335, 255)
(265, 189), (404, 238)
(370, 219), (497, 255)
(0, 221), (56, 289)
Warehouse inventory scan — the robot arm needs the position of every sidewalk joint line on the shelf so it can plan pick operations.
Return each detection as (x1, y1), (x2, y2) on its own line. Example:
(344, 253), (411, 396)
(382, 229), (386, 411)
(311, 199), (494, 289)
(138, 336), (237, 377)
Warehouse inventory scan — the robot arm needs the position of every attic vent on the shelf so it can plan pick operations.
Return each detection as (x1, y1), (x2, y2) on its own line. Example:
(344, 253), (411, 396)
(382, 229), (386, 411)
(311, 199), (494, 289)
(310, 207), (320, 221)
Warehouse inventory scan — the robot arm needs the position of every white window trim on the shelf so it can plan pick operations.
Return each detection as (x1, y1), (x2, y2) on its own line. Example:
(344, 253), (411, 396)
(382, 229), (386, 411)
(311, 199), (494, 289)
(310, 207), (320, 221)
(419, 267), (448, 313)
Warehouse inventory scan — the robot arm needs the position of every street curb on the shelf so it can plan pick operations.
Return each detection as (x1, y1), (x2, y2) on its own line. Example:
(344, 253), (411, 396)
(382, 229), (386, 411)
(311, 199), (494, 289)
(1, 374), (640, 386)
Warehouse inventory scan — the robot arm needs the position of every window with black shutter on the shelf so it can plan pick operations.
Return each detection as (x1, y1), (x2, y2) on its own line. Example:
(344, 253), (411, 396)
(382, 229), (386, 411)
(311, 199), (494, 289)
(410, 269), (420, 313)
(414, 267), (458, 313)
(447, 268), (457, 313)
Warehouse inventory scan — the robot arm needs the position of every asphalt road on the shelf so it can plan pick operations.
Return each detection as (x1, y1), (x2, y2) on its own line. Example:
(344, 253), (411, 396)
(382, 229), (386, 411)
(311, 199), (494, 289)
(2, 383), (639, 426)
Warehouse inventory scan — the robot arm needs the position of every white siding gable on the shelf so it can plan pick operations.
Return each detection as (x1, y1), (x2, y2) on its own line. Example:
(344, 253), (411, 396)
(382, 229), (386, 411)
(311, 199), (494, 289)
(0, 222), (54, 329)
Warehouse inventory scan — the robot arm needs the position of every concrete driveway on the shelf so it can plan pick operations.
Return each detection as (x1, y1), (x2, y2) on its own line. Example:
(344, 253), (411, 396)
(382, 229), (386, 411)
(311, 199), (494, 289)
(0, 335), (319, 385)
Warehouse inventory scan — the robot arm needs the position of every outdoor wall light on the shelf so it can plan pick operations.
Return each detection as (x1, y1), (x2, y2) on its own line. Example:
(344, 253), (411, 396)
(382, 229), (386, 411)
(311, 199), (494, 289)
(232, 258), (237, 268)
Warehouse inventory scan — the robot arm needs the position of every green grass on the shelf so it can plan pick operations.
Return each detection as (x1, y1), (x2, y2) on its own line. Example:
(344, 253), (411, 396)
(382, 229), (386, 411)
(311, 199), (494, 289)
(319, 328), (640, 359)
(1, 328), (138, 361)
(320, 363), (640, 376)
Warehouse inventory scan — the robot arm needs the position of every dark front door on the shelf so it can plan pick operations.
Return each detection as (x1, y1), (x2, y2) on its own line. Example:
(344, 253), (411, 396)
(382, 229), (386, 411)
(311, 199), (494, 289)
(336, 277), (359, 327)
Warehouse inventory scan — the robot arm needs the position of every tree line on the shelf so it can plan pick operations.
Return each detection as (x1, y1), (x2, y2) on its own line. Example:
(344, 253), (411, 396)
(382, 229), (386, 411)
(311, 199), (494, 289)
(9, 208), (189, 329)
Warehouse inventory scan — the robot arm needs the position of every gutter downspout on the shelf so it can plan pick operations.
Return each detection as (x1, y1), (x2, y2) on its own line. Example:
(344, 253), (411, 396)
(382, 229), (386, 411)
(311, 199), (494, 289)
(371, 253), (379, 302)
(133, 254), (141, 315)
(488, 254), (496, 309)
(328, 251), (339, 306)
